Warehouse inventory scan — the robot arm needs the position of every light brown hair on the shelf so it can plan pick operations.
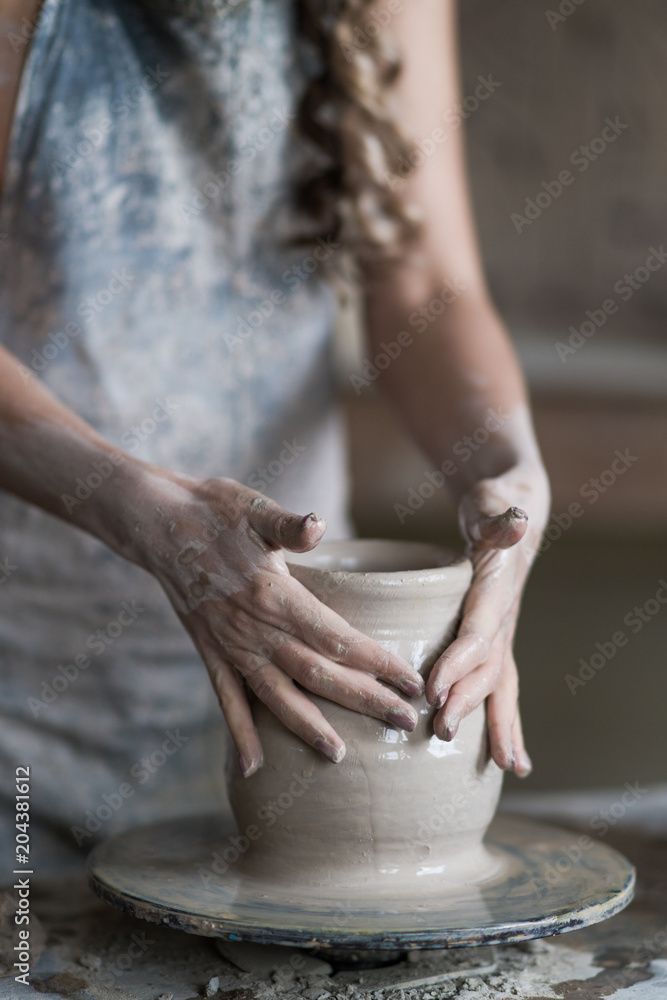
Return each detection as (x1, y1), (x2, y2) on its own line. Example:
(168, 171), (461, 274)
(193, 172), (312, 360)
(293, 0), (421, 271)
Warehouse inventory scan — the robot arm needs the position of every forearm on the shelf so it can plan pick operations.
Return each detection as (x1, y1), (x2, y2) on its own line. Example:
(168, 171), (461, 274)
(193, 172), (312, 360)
(363, 285), (548, 509)
(359, 0), (548, 519)
(0, 343), (169, 560)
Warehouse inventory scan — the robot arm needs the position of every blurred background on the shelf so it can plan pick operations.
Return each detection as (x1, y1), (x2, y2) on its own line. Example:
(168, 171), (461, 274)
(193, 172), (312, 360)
(337, 0), (667, 794)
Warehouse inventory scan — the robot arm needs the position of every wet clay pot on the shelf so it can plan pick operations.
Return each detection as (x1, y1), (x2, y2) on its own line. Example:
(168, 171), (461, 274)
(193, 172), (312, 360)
(227, 539), (503, 893)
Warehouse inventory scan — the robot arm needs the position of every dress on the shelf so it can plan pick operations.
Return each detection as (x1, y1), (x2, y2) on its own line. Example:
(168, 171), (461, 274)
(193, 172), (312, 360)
(0, 0), (351, 872)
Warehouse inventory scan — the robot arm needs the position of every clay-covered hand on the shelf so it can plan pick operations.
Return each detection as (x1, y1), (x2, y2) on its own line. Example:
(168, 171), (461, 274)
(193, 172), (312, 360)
(425, 470), (549, 778)
(134, 472), (424, 776)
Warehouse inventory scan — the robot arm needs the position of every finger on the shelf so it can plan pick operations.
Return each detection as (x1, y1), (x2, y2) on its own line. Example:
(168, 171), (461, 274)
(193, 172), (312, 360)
(427, 633), (491, 707)
(426, 590), (519, 707)
(511, 706), (532, 778)
(468, 507), (528, 550)
(231, 646), (347, 762)
(252, 575), (424, 697)
(433, 646), (504, 742)
(272, 637), (418, 731)
(485, 655), (520, 771)
(458, 479), (529, 549)
(246, 495), (327, 552)
(201, 644), (264, 777)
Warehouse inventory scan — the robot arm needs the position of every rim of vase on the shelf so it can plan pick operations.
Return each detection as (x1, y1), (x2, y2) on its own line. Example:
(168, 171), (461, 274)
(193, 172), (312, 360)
(286, 538), (472, 590)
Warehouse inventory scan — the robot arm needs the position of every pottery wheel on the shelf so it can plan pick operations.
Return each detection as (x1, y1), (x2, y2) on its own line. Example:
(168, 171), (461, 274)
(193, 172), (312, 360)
(87, 812), (634, 951)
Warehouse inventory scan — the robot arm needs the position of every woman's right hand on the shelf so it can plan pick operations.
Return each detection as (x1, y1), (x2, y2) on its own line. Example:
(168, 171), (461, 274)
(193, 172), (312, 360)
(127, 469), (424, 776)
(0, 349), (422, 777)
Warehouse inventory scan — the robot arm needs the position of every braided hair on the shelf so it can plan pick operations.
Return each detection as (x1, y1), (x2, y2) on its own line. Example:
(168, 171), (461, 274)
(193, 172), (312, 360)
(293, 0), (422, 271)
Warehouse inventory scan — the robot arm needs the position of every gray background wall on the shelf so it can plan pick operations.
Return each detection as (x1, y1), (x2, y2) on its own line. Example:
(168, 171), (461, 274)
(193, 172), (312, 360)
(461, 0), (667, 360)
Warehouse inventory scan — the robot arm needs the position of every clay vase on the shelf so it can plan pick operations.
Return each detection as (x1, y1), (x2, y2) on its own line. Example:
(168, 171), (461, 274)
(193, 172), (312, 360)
(227, 539), (503, 895)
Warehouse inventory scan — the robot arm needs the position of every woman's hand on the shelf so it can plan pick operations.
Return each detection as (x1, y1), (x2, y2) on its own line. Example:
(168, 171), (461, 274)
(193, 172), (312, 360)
(425, 466), (550, 778)
(131, 471), (424, 776)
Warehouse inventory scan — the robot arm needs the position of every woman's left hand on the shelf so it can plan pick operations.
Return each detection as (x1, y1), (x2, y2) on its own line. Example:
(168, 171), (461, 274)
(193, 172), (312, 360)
(425, 466), (550, 777)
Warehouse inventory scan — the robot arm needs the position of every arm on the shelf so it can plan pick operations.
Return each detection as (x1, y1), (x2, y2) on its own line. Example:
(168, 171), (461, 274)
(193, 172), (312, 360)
(0, 0), (425, 771)
(0, 348), (426, 768)
(360, 0), (551, 775)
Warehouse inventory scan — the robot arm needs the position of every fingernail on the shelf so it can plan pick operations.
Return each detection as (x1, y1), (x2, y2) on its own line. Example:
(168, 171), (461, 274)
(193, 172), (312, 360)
(238, 753), (258, 778)
(477, 507), (529, 549)
(313, 737), (345, 763)
(300, 512), (323, 530)
(443, 717), (460, 741)
(399, 676), (423, 698)
(507, 506), (528, 522)
(386, 708), (417, 732)
(435, 686), (450, 710)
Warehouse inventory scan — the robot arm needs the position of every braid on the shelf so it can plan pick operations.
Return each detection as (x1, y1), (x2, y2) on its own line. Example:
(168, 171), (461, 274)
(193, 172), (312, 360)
(293, 0), (422, 272)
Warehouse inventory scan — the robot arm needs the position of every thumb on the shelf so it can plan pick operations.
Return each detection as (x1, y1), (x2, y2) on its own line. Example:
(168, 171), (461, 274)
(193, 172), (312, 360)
(247, 496), (327, 552)
(459, 484), (528, 551)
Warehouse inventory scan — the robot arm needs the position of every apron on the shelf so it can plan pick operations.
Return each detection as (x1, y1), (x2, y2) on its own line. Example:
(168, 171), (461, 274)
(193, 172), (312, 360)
(0, 0), (351, 872)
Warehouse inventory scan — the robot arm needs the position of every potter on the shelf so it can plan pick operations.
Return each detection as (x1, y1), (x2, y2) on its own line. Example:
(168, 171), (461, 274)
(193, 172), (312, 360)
(1, 0), (555, 879)
(228, 539), (504, 890)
